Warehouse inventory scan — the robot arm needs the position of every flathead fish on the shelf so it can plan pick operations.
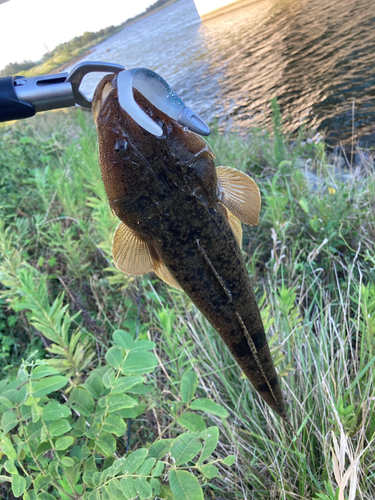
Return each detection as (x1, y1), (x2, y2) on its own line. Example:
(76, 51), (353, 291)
(92, 74), (288, 422)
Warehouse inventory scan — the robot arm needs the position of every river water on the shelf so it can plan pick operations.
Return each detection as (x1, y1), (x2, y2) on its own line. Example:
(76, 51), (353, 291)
(77, 0), (375, 145)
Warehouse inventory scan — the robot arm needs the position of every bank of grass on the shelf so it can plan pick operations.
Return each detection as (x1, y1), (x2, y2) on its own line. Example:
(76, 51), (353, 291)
(0, 106), (374, 499)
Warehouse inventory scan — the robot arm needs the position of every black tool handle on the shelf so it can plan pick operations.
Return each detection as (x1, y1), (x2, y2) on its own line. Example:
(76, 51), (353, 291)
(0, 76), (35, 122)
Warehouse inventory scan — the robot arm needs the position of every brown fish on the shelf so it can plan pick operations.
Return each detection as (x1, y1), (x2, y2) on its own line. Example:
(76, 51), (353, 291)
(92, 74), (288, 422)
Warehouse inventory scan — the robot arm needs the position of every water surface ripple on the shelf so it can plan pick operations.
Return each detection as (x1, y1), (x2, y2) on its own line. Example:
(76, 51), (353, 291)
(78, 0), (375, 145)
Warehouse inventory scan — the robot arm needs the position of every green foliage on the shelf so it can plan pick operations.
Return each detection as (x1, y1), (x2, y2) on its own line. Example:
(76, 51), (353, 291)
(0, 333), (232, 499)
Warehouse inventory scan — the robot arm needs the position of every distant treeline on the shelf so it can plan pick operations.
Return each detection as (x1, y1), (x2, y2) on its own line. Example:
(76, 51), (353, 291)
(120, 0), (176, 27)
(0, 60), (36, 77)
(0, 0), (176, 77)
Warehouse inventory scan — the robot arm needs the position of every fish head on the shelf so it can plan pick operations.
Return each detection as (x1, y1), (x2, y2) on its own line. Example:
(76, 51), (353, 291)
(92, 74), (217, 205)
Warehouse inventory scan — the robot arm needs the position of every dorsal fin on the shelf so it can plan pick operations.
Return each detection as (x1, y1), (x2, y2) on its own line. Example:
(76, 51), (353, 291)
(216, 166), (261, 226)
(112, 221), (157, 275)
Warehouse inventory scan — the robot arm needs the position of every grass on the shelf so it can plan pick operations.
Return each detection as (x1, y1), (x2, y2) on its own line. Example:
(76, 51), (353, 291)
(0, 105), (374, 499)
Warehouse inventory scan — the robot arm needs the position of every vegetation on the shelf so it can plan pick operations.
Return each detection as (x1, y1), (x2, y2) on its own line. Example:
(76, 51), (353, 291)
(0, 0), (176, 78)
(0, 103), (374, 499)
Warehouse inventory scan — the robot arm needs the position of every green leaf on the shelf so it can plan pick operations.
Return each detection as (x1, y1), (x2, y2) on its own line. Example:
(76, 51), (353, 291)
(117, 403), (146, 419)
(12, 474), (26, 498)
(104, 480), (122, 499)
(134, 477), (152, 499)
(113, 330), (133, 349)
(72, 415), (86, 437)
(37, 493), (56, 500)
(33, 376), (67, 398)
(102, 368), (115, 389)
(130, 340), (156, 352)
(82, 469), (96, 488)
(299, 197), (309, 214)
(34, 473), (52, 493)
(169, 470), (203, 500)
(88, 490), (100, 500)
(107, 393), (137, 413)
(199, 464), (218, 479)
(0, 396), (15, 409)
(180, 371), (198, 404)
(49, 418), (71, 437)
(190, 398), (228, 418)
(178, 412), (205, 432)
(151, 461), (164, 477)
(126, 384), (152, 395)
(123, 448), (148, 474)
(150, 478), (161, 495)
(1, 410), (18, 433)
(30, 365), (59, 379)
(96, 432), (116, 457)
(61, 456), (75, 467)
(120, 477), (137, 499)
(148, 439), (173, 460)
(2, 386), (26, 404)
(83, 372), (104, 398)
(137, 458), (156, 476)
(26, 421), (43, 441)
(55, 436), (74, 450)
(35, 441), (52, 458)
(42, 401), (71, 421)
(106, 346), (124, 370)
(4, 459), (18, 474)
(222, 455), (236, 466)
(198, 426), (219, 464)
(69, 388), (95, 417)
(0, 378), (9, 393)
(121, 351), (158, 376)
(111, 376), (144, 394)
(102, 415), (127, 436)
(170, 433), (202, 466)
(23, 490), (37, 500)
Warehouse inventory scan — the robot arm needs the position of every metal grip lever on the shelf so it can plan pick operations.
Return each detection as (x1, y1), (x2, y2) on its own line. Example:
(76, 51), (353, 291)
(14, 73), (75, 112)
(0, 61), (125, 123)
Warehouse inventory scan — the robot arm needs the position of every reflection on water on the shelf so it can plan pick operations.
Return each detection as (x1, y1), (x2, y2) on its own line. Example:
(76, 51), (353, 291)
(78, 0), (375, 145)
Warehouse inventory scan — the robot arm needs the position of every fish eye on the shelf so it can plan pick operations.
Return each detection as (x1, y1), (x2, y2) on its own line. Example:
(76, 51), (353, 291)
(114, 139), (127, 152)
(154, 117), (165, 129)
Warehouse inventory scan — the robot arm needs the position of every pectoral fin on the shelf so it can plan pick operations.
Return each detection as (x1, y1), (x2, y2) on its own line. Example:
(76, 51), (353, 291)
(112, 221), (182, 290)
(112, 221), (157, 275)
(216, 166), (261, 226)
(155, 263), (183, 290)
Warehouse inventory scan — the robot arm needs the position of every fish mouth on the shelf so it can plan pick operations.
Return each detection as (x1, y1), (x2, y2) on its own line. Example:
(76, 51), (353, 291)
(92, 69), (210, 137)
(92, 75), (117, 123)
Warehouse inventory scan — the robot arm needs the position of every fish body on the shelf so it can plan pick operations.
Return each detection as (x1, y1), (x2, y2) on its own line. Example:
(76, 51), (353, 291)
(92, 75), (288, 421)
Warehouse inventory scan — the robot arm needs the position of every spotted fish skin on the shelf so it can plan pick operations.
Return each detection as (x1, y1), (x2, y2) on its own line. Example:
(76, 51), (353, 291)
(92, 75), (288, 421)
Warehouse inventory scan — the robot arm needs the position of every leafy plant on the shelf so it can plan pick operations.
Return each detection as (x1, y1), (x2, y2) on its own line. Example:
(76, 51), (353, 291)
(0, 331), (234, 499)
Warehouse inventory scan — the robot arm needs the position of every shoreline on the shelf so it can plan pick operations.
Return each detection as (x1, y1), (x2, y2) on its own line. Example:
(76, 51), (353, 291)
(50, 0), (179, 75)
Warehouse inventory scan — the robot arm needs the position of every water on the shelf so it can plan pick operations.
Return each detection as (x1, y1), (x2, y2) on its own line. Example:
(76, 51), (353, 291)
(78, 0), (375, 145)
